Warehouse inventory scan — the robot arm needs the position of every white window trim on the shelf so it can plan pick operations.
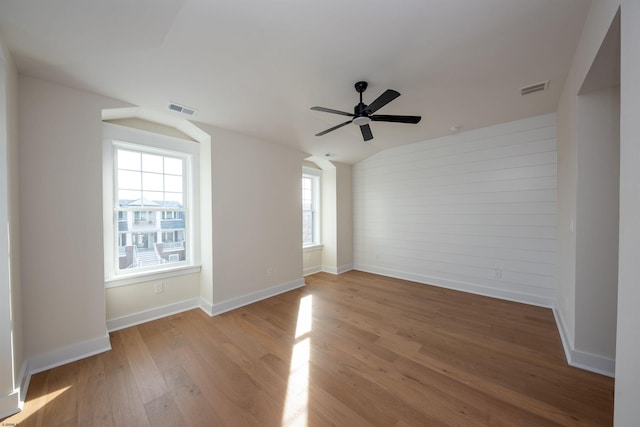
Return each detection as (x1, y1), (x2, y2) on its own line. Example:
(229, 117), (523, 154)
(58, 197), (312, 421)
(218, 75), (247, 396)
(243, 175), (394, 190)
(302, 166), (322, 248)
(103, 123), (201, 287)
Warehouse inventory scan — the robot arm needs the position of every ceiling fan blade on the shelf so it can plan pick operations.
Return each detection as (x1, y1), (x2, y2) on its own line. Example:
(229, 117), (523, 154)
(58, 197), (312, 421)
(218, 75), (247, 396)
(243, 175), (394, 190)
(311, 106), (354, 117)
(371, 114), (422, 124)
(315, 120), (352, 136)
(360, 124), (373, 141)
(365, 89), (400, 114)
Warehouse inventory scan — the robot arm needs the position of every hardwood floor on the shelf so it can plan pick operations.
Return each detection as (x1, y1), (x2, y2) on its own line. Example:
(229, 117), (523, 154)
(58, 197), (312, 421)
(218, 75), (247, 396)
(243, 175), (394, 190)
(3, 271), (614, 426)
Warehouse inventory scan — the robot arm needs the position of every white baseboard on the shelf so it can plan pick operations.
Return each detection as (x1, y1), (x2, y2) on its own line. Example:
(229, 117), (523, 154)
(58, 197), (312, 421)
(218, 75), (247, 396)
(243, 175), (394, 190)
(200, 278), (305, 316)
(303, 266), (322, 276)
(106, 298), (201, 332)
(28, 334), (112, 375)
(353, 264), (554, 308)
(0, 360), (32, 419)
(336, 263), (353, 274)
(0, 389), (20, 420)
(322, 263), (354, 275)
(552, 307), (615, 377)
(199, 297), (214, 316)
(305, 263), (354, 276)
(17, 360), (29, 406)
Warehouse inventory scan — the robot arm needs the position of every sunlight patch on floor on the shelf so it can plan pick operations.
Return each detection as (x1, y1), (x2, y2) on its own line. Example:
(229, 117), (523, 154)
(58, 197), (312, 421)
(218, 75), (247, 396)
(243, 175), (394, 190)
(295, 295), (313, 339)
(3, 385), (71, 424)
(282, 295), (313, 427)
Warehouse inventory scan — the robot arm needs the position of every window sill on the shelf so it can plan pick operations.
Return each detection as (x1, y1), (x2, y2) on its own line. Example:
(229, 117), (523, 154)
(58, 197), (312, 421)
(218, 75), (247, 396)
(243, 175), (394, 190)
(105, 264), (201, 288)
(303, 244), (324, 252)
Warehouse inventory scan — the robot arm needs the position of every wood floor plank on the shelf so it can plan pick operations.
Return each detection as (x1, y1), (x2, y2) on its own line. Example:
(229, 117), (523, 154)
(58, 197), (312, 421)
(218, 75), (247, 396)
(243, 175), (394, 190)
(143, 393), (185, 427)
(2, 271), (614, 426)
(119, 326), (168, 404)
(161, 364), (226, 427)
(172, 309), (281, 426)
(11, 372), (48, 427)
(136, 318), (183, 373)
(39, 362), (78, 426)
(75, 356), (113, 427)
(102, 331), (151, 427)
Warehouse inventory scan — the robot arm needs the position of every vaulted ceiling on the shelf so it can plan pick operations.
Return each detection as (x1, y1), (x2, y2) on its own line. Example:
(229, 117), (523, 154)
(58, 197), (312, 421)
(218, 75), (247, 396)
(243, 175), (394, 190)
(0, 0), (590, 164)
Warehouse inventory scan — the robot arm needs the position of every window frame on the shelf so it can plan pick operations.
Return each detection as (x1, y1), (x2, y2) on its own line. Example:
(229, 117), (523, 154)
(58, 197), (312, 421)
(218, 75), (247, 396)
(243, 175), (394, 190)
(103, 123), (200, 287)
(302, 167), (322, 248)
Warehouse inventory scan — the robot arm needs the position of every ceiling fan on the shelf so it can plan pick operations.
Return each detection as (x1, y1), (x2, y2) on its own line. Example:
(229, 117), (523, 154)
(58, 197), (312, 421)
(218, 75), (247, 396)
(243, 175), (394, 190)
(311, 81), (421, 142)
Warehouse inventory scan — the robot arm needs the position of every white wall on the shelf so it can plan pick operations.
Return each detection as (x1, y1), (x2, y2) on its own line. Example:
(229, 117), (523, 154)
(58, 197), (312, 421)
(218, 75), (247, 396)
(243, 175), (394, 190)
(556, 0), (620, 364)
(105, 272), (200, 328)
(107, 118), (197, 141)
(18, 76), (127, 364)
(353, 114), (557, 306)
(556, 0), (621, 377)
(321, 167), (337, 272)
(5, 39), (22, 395)
(615, 0), (640, 423)
(575, 86), (619, 361)
(303, 246), (323, 276)
(335, 162), (353, 272)
(0, 34), (23, 418)
(201, 124), (305, 309)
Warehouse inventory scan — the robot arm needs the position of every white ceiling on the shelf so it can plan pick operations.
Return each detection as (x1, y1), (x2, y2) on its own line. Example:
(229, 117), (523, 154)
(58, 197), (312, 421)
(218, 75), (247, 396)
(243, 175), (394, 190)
(0, 0), (590, 164)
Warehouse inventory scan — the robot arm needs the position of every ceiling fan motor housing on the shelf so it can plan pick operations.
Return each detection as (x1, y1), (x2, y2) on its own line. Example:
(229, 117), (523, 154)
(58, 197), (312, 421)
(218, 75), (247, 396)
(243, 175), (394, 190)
(352, 115), (371, 126)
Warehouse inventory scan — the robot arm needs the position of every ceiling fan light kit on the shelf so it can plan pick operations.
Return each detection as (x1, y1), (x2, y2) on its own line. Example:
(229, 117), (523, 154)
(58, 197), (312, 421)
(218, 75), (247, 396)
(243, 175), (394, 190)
(311, 81), (421, 142)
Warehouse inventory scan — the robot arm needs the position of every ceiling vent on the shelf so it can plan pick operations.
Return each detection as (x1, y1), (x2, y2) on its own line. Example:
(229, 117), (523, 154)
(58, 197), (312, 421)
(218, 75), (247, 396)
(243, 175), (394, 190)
(168, 102), (197, 117)
(520, 80), (549, 96)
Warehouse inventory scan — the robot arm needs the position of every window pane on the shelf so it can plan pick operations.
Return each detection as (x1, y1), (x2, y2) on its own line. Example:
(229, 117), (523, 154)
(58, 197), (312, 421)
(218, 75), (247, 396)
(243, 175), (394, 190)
(302, 211), (313, 244)
(117, 150), (140, 170)
(143, 191), (164, 202)
(142, 153), (163, 173)
(118, 170), (141, 191)
(118, 190), (141, 204)
(142, 172), (164, 192)
(302, 173), (319, 245)
(165, 175), (183, 193)
(164, 192), (183, 206)
(164, 157), (183, 175)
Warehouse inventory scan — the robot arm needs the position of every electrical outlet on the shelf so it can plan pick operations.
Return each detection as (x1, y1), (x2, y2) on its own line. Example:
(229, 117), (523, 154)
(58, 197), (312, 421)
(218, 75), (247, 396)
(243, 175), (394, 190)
(494, 269), (503, 279)
(154, 282), (164, 294)
(266, 267), (273, 277)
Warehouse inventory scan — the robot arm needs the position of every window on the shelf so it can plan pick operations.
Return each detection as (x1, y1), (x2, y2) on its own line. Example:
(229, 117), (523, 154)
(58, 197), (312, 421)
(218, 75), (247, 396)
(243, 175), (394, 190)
(103, 123), (200, 284)
(115, 145), (188, 270)
(162, 211), (179, 220)
(302, 168), (321, 247)
(133, 210), (155, 225)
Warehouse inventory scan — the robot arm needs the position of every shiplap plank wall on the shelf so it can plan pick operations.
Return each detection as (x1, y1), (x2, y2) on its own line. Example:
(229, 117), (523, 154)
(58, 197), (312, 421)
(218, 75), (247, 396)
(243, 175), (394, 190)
(353, 114), (557, 306)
